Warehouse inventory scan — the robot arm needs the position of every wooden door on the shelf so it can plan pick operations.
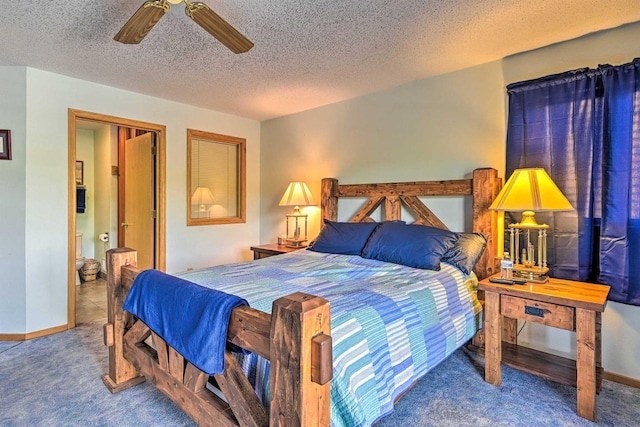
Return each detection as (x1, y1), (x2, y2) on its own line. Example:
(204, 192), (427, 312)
(120, 131), (155, 270)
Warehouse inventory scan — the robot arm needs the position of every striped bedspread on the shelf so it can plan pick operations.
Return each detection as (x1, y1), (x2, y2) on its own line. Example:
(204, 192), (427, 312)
(177, 249), (482, 426)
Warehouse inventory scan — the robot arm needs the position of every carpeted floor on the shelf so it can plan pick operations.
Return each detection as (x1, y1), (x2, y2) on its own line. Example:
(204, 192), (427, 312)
(1, 321), (638, 426)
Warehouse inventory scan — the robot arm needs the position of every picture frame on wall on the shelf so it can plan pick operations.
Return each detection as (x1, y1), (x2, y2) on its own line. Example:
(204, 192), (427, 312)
(0, 130), (11, 160)
(75, 160), (84, 185)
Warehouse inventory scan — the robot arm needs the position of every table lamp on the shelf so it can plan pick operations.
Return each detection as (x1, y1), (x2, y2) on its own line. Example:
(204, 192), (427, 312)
(489, 168), (573, 282)
(279, 181), (315, 247)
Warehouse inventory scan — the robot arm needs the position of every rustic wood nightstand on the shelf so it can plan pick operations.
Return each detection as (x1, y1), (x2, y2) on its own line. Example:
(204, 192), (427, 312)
(250, 243), (305, 260)
(478, 274), (610, 421)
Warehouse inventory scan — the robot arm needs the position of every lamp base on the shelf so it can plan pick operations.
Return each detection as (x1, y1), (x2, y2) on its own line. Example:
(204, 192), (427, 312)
(514, 264), (549, 283)
(285, 238), (307, 248)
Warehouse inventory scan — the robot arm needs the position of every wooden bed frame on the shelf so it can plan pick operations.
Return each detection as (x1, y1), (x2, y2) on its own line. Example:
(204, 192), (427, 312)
(102, 167), (500, 426)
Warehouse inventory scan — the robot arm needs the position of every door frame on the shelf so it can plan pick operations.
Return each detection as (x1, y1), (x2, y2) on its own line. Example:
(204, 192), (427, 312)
(67, 109), (166, 328)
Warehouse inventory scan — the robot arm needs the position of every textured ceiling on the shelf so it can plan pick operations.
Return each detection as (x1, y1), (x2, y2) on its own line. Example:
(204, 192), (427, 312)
(1, 1), (639, 121)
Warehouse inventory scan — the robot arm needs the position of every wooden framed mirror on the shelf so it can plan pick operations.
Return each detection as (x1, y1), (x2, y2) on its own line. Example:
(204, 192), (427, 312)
(187, 129), (246, 226)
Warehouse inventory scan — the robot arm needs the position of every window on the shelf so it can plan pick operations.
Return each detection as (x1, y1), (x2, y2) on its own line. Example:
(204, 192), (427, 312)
(506, 59), (640, 305)
(187, 129), (246, 226)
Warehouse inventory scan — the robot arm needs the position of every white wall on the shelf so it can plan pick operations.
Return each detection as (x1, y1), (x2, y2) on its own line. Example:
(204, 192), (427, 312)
(1, 67), (260, 334)
(261, 60), (507, 243)
(76, 130), (95, 260)
(0, 67), (27, 333)
(92, 124), (117, 265)
(502, 21), (640, 381)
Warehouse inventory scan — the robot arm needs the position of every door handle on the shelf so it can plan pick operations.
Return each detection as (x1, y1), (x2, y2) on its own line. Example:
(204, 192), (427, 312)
(121, 222), (129, 228)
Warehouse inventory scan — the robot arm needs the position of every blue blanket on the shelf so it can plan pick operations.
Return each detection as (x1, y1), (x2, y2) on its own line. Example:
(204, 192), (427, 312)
(123, 269), (248, 375)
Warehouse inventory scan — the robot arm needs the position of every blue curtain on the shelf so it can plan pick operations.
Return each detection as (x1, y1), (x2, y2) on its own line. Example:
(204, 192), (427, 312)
(506, 58), (640, 306)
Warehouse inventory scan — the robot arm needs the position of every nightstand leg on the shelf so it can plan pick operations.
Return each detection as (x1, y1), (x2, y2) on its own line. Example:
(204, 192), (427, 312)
(576, 308), (596, 421)
(596, 312), (603, 392)
(484, 291), (502, 386)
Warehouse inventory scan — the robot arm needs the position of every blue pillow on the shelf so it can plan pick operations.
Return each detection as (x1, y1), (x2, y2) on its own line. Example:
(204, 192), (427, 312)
(441, 232), (487, 275)
(309, 219), (379, 255)
(361, 222), (458, 270)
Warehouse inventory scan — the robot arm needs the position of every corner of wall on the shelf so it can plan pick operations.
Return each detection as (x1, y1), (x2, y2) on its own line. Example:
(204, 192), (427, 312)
(0, 66), (28, 333)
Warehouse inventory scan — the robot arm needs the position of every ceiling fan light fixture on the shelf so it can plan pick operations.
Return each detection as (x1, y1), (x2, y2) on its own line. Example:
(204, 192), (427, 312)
(167, 0), (183, 4)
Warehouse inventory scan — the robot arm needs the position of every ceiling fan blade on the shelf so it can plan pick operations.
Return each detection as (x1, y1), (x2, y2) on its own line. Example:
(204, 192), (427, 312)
(185, 2), (254, 54)
(114, 0), (169, 44)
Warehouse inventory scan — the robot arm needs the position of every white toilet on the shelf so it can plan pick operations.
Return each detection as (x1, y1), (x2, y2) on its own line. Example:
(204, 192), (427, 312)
(75, 232), (85, 285)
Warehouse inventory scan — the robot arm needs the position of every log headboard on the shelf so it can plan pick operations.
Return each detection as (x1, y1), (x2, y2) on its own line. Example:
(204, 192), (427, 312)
(320, 168), (502, 280)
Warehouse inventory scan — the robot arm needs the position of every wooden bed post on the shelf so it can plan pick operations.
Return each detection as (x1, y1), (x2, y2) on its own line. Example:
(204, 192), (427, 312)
(270, 292), (332, 427)
(472, 168), (502, 281)
(471, 168), (502, 349)
(321, 178), (339, 223)
(102, 248), (145, 392)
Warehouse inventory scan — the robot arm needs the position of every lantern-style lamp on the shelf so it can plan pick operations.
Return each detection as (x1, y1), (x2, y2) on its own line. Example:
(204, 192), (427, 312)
(279, 182), (315, 248)
(490, 168), (573, 282)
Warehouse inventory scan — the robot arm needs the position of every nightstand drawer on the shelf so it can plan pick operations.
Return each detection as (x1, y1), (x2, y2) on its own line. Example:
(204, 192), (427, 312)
(501, 295), (575, 331)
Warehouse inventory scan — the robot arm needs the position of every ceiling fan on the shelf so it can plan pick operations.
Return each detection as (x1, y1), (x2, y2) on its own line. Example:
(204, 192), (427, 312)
(114, 0), (253, 54)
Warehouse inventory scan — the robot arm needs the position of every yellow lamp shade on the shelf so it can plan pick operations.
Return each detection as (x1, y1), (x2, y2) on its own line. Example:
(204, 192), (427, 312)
(489, 168), (574, 265)
(489, 168), (573, 213)
(278, 182), (315, 208)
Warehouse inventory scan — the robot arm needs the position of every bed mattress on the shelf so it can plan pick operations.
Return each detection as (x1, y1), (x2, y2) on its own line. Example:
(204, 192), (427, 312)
(177, 249), (482, 426)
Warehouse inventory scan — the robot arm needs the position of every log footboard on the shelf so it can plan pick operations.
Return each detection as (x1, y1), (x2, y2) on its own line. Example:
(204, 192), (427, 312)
(102, 248), (332, 427)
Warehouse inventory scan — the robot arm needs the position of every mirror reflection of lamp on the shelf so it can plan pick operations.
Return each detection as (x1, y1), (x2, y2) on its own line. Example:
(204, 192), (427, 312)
(191, 137), (216, 218)
(192, 186), (215, 218)
(278, 182), (315, 248)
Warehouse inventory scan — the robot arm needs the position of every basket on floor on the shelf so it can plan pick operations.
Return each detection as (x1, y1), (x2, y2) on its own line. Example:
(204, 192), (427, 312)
(80, 258), (100, 282)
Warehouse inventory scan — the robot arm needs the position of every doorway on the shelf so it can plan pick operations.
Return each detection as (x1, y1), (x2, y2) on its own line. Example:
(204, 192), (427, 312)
(67, 109), (166, 328)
